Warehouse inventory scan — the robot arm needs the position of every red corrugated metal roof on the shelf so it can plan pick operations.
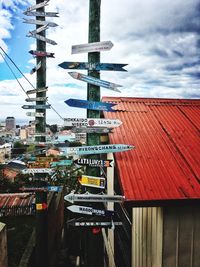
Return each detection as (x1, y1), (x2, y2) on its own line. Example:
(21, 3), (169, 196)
(102, 97), (200, 204)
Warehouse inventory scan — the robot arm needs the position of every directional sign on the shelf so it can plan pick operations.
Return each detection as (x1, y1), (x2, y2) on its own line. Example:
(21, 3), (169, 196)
(74, 158), (114, 168)
(23, 18), (58, 27)
(64, 99), (117, 112)
(27, 24), (49, 36)
(19, 186), (62, 192)
(64, 192), (125, 203)
(50, 160), (73, 167)
(26, 112), (44, 117)
(72, 41), (113, 54)
(25, 97), (48, 102)
(67, 219), (122, 227)
(26, 87), (48, 95)
(68, 72), (122, 92)
(29, 50), (55, 58)
(71, 127), (113, 134)
(30, 61), (41, 74)
(63, 144), (134, 156)
(27, 33), (57, 45)
(22, 104), (51, 109)
(58, 61), (127, 71)
(25, 1), (49, 12)
(64, 118), (122, 128)
(22, 168), (54, 174)
(78, 175), (105, 189)
(47, 186), (62, 192)
(67, 205), (115, 217)
(23, 11), (59, 17)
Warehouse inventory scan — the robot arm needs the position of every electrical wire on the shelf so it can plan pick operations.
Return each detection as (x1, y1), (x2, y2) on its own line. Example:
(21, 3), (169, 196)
(0, 46), (64, 120)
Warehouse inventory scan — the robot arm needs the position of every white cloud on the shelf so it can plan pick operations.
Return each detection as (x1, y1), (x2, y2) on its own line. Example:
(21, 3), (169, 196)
(0, 0), (200, 124)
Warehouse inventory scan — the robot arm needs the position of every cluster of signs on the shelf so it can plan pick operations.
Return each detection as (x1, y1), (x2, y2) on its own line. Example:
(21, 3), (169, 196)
(58, 32), (134, 228)
(21, 0), (58, 123)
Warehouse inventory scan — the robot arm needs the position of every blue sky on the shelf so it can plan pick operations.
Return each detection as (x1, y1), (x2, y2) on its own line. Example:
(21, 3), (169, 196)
(0, 0), (199, 124)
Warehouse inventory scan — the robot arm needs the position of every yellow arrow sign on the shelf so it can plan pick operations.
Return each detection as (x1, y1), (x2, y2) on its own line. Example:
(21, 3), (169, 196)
(79, 175), (105, 189)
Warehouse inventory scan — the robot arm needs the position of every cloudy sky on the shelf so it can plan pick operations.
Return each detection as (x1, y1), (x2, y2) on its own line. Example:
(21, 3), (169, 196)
(0, 0), (199, 125)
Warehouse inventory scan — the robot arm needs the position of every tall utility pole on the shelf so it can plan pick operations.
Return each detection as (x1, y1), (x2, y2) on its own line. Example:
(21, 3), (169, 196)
(35, 0), (47, 143)
(35, 1), (48, 266)
(84, 1), (104, 267)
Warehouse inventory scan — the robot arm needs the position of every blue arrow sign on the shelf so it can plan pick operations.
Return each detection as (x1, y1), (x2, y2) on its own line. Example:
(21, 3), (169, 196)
(58, 62), (127, 71)
(68, 72), (122, 92)
(64, 99), (117, 112)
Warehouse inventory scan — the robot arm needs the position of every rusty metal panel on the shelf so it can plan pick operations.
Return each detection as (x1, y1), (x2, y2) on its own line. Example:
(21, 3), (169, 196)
(132, 207), (163, 267)
(102, 97), (200, 202)
(162, 206), (200, 267)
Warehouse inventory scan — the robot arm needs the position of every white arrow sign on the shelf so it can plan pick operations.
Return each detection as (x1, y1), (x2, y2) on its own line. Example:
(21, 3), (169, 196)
(25, 97), (48, 102)
(27, 33), (57, 45)
(26, 87), (48, 95)
(68, 72), (122, 92)
(64, 118), (122, 128)
(62, 144), (134, 156)
(22, 168), (54, 174)
(67, 205), (115, 217)
(26, 112), (44, 117)
(30, 61), (42, 74)
(72, 41), (113, 54)
(24, 11), (59, 17)
(27, 24), (49, 37)
(25, 1), (50, 12)
(23, 18), (58, 27)
(64, 192), (125, 203)
(67, 219), (122, 227)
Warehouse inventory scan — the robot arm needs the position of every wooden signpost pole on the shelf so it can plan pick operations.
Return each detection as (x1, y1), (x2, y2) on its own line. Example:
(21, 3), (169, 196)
(35, 1), (47, 267)
(85, 1), (103, 267)
(35, 0), (47, 144)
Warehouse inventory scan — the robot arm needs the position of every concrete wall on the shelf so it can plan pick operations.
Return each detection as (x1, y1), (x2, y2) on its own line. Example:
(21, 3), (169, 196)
(0, 222), (8, 267)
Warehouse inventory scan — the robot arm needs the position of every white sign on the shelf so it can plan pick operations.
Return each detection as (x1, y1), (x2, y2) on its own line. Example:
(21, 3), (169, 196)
(23, 18), (58, 27)
(27, 33), (57, 45)
(27, 24), (49, 36)
(22, 168), (54, 174)
(25, 97), (48, 102)
(64, 192), (125, 203)
(62, 144), (134, 156)
(64, 118), (122, 128)
(25, 1), (50, 12)
(67, 205), (115, 217)
(26, 87), (48, 95)
(72, 41), (113, 54)
(26, 112), (44, 117)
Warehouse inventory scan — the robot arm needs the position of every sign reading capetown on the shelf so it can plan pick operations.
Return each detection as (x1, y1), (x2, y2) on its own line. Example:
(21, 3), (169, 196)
(62, 144), (134, 156)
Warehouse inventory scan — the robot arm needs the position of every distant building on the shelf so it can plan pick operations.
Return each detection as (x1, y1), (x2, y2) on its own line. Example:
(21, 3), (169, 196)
(5, 117), (16, 131)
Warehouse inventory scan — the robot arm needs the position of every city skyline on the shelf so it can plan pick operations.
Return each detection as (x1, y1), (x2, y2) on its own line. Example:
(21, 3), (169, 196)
(0, 0), (199, 124)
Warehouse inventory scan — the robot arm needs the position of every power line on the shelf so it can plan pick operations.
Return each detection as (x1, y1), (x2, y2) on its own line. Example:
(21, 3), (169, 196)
(0, 46), (64, 120)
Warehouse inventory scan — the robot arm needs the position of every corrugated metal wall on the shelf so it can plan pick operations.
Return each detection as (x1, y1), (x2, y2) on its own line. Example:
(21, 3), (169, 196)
(162, 206), (200, 267)
(132, 207), (163, 267)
